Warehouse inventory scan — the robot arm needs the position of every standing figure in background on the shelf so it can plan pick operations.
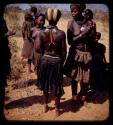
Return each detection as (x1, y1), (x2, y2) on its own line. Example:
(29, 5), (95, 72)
(38, 8), (67, 116)
(63, 4), (96, 105)
(30, 6), (38, 21)
(31, 13), (46, 88)
(21, 13), (34, 73)
(91, 32), (108, 91)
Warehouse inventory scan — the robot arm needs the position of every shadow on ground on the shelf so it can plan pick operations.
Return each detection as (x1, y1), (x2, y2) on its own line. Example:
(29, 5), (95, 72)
(5, 95), (43, 109)
(12, 79), (37, 90)
(87, 89), (109, 104)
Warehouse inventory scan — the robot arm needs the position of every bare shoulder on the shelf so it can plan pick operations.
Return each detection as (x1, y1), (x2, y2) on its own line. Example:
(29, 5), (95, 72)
(31, 27), (37, 31)
(87, 20), (96, 26)
(68, 19), (74, 26)
(58, 29), (66, 37)
(67, 19), (74, 30)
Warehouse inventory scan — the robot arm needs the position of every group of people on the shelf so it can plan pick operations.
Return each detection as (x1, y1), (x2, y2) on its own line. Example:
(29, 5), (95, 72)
(21, 7), (66, 116)
(0, 4), (108, 119)
(21, 4), (108, 116)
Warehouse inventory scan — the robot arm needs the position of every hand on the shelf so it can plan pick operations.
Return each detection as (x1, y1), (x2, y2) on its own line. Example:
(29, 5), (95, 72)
(9, 30), (16, 36)
(79, 33), (82, 37)
(11, 30), (16, 35)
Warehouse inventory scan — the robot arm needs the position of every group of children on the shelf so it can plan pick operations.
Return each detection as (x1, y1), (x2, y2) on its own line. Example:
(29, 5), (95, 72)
(21, 6), (108, 116)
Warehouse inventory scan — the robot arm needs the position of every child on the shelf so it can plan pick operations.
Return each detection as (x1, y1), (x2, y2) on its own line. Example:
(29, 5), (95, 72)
(21, 12), (34, 73)
(30, 6), (38, 21)
(91, 32), (108, 91)
(73, 9), (96, 42)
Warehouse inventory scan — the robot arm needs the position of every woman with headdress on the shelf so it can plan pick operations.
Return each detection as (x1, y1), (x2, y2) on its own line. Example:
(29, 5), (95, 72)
(37, 8), (67, 116)
(63, 4), (96, 105)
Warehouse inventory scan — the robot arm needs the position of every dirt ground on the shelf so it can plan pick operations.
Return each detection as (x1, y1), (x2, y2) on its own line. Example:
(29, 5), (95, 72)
(4, 63), (109, 121)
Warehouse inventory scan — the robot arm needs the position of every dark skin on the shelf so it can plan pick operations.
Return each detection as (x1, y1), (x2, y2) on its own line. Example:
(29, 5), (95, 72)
(71, 7), (82, 21)
(32, 15), (45, 51)
(73, 10), (95, 41)
(67, 6), (96, 102)
(35, 15), (45, 28)
(95, 34), (107, 64)
(39, 19), (66, 116)
(67, 7), (84, 45)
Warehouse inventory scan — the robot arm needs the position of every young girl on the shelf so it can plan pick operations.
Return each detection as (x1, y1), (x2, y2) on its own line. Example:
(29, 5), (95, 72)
(91, 32), (108, 91)
(21, 13), (34, 73)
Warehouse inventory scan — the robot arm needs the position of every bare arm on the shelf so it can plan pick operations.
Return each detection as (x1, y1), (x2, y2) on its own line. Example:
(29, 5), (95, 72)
(61, 33), (67, 64)
(22, 22), (26, 39)
(73, 21), (96, 42)
(5, 30), (15, 37)
(67, 20), (89, 45)
(67, 20), (74, 45)
(73, 24), (94, 41)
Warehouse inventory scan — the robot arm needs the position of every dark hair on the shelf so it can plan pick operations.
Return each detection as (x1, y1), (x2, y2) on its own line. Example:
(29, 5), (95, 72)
(30, 7), (37, 14)
(96, 32), (101, 38)
(84, 9), (93, 19)
(24, 13), (33, 20)
(80, 4), (86, 11)
(70, 4), (86, 12)
(35, 13), (45, 20)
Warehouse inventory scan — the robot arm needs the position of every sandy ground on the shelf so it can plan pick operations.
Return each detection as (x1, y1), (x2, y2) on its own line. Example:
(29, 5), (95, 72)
(4, 63), (109, 121)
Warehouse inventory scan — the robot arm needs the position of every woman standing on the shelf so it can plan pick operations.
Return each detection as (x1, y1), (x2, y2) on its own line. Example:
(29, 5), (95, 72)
(64, 4), (96, 105)
(31, 13), (46, 88)
(38, 8), (67, 116)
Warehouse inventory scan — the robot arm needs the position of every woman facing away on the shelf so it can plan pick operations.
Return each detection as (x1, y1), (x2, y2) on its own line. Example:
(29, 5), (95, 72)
(63, 4), (96, 105)
(37, 8), (67, 116)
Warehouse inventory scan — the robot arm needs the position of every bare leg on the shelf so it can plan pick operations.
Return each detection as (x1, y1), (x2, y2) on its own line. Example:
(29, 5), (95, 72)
(55, 96), (60, 116)
(43, 92), (49, 113)
(79, 83), (89, 105)
(27, 59), (32, 73)
(71, 79), (78, 101)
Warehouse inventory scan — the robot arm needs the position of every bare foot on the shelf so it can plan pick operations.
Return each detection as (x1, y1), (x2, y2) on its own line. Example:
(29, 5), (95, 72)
(43, 105), (49, 113)
(55, 108), (64, 117)
(72, 95), (78, 102)
(80, 96), (88, 106)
